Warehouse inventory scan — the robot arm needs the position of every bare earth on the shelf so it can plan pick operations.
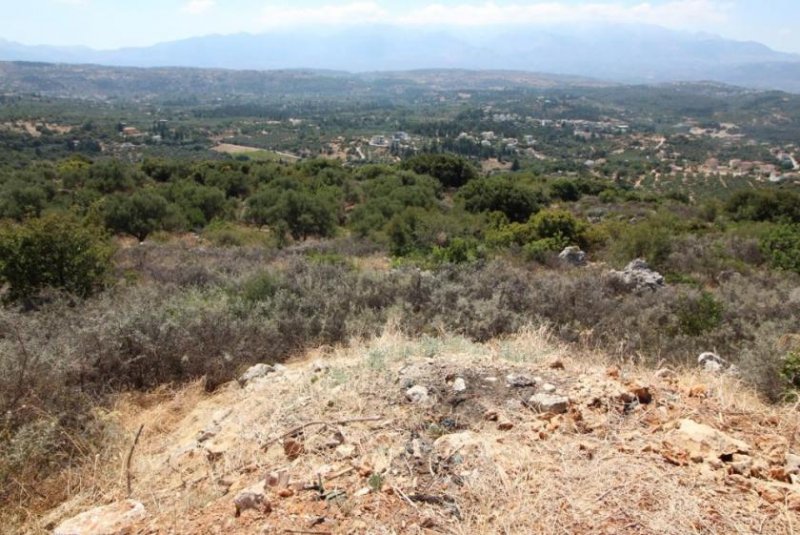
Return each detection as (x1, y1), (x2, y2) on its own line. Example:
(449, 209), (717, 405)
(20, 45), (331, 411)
(32, 329), (800, 534)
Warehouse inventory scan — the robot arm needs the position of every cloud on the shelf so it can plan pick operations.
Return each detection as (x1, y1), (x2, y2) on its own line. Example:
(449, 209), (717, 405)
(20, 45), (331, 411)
(53, 0), (90, 6)
(257, 0), (729, 29)
(183, 0), (216, 15)
(260, 1), (386, 27)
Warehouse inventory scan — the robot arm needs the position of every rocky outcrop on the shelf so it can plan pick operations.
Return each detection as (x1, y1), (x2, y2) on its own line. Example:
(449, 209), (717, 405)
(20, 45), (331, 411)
(53, 500), (146, 535)
(237, 363), (276, 387)
(558, 246), (587, 267)
(607, 259), (665, 293)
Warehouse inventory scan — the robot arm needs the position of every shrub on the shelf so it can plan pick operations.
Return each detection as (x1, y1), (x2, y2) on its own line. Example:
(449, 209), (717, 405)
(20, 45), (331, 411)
(529, 209), (586, 246)
(607, 213), (678, 269)
(0, 213), (113, 303)
(676, 291), (724, 336)
(103, 190), (172, 241)
(459, 176), (544, 222)
(202, 220), (273, 248)
(246, 180), (340, 240)
(431, 238), (483, 265)
(725, 189), (800, 223)
(761, 224), (800, 273)
(523, 237), (568, 264)
(401, 153), (477, 188)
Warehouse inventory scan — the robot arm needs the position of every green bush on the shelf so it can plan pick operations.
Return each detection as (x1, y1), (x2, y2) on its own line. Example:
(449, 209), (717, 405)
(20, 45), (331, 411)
(676, 291), (724, 336)
(607, 213), (679, 268)
(725, 189), (800, 223)
(0, 213), (113, 303)
(103, 190), (173, 241)
(431, 237), (484, 265)
(523, 237), (568, 264)
(529, 209), (586, 246)
(246, 178), (340, 240)
(761, 224), (800, 273)
(401, 153), (477, 188)
(459, 176), (544, 222)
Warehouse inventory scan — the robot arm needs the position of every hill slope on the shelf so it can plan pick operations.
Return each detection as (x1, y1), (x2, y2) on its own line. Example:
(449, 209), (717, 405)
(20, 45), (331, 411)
(32, 329), (800, 534)
(2, 24), (800, 91)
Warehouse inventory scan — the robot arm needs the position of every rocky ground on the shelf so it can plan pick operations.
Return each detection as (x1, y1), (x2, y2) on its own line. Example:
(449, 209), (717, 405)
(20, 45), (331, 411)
(36, 329), (800, 534)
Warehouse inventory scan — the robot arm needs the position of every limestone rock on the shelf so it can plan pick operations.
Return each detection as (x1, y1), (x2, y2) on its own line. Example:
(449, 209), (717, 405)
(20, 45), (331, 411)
(452, 377), (467, 393)
(786, 453), (800, 475)
(668, 419), (750, 463)
(698, 352), (726, 373)
(53, 500), (146, 535)
(406, 385), (430, 404)
(529, 393), (569, 414)
(237, 363), (274, 386)
(558, 246), (587, 267)
(233, 487), (270, 517)
(607, 259), (665, 293)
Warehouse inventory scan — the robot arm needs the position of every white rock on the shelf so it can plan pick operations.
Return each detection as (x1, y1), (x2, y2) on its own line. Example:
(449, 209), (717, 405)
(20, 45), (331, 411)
(406, 385), (430, 404)
(453, 377), (467, 392)
(542, 383), (557, 394)
(671, 419), (750, 461)
(238, 363), (274, 386)
(558, 246), (587, 267)
(529, 393), (569, 414)
(698, 352), (726, 373)
(54, 500), (146, 535)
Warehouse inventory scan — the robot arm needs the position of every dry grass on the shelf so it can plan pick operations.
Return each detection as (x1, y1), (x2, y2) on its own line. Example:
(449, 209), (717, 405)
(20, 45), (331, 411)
(17, 327), (800, 534)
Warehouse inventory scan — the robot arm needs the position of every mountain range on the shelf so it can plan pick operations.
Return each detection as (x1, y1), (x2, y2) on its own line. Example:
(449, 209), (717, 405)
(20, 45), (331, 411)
(2, 24), (799, 92)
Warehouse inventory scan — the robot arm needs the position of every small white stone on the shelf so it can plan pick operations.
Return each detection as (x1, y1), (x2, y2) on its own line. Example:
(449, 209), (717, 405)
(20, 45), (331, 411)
(406, 385), (430, 404)
(453, 377), (467, 392)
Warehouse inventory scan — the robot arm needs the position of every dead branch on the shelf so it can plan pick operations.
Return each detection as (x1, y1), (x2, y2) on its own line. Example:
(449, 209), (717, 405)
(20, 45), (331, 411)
(125, 424), (145, 497)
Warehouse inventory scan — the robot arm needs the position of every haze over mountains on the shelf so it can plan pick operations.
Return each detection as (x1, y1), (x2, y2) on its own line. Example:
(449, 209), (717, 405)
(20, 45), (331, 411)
(2, 24), (800, 92)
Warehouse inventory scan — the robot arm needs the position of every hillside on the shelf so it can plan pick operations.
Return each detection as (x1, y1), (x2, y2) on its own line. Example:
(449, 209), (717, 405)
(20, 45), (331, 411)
(31, 329), (800, 534)
(0, 62), (610, 99)
(2, 24), (800, 91)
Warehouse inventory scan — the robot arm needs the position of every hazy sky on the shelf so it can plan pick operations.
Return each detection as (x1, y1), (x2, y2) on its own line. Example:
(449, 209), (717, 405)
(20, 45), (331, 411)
(2, 0), (799, 53)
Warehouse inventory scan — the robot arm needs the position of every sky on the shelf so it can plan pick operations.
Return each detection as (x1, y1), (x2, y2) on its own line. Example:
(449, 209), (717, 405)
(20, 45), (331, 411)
(2, 0), (798, 53)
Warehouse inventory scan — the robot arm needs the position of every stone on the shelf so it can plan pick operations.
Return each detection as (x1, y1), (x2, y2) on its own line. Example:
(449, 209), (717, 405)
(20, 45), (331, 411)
(483, 409), (499, 421)
(234, 490), (270, 517)
(54, 500), (146, 535)
(541, 383), (557, 394)
(558, 246), (587, 267)
(405, 385), (430, 404)
(506, 374), (536, 388)
(197, 423), (221, 443)
(354, 487), (372, 498)
(529, 394), (569, 414)
(283, 437), (305, 460)
(728, 454), (754, 476)
(607, 259), (665, 293)
(452, 377), (467, 392)
(668, 419), (749, 463)
(497, 419), (514, 431)
(238, 363), (274, 386)
(698, 352), (726, 373)
(335, 443), (357, 459)
(433, 431), (495, 460)
(786, 453), (800, 475)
